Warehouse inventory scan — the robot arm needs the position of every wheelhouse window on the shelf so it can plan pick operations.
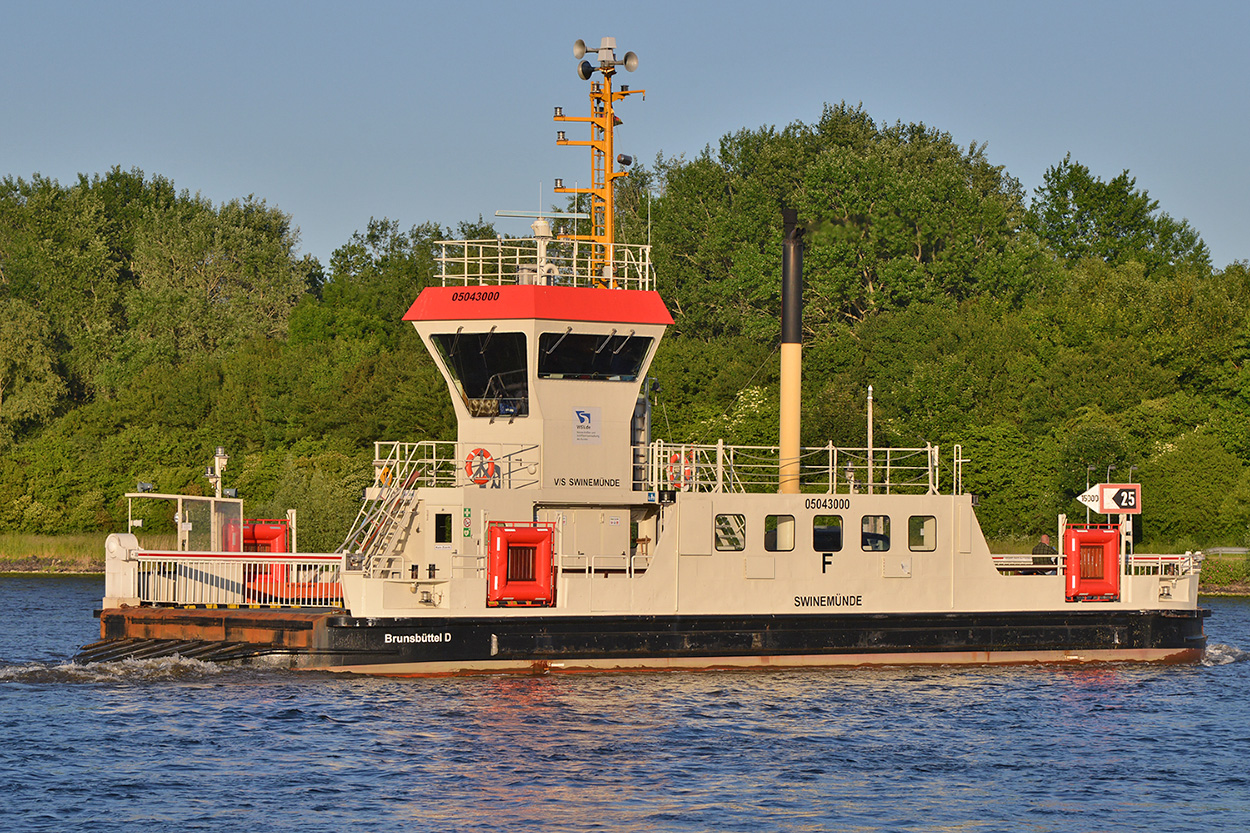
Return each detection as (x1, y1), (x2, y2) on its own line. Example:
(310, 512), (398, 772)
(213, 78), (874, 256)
(813, 515), (843, 552)
(537, 331), (653, 381)
(431, 331), (528, 417)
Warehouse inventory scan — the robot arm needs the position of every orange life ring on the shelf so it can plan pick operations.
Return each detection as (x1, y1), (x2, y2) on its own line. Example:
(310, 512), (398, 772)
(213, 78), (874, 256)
(667, 450), (694, 489)
(466, 448), (496, 485)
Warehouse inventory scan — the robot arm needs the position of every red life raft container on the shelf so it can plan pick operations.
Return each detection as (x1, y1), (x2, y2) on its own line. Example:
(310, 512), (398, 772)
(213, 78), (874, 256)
(244, 521), (289, 553)
(243, 519), (342, 604)
(247, 568), (344, 604)
(1064, 525), (1121, 602)
(487, 523), (556, 607)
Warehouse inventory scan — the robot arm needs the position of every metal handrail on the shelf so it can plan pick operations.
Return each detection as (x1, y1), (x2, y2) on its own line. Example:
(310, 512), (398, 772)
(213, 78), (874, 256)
(648, 440), (952, 495)
(1128, 552), (1201, 577)
(992, 551), (1201, 578)
(437, 238), (653, 291)
(358, 439), (959, 497)
(130, 552), (344, 608)
(371, 441), (541, 490)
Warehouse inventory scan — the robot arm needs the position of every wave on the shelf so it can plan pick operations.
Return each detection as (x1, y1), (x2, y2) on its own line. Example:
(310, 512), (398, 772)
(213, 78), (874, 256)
(0, 654), (225, 684)
(1202, 643), (1250, 666)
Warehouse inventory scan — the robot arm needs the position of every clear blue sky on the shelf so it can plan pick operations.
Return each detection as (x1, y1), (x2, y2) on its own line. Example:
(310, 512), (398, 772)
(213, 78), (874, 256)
(4, 0), (1247, 269)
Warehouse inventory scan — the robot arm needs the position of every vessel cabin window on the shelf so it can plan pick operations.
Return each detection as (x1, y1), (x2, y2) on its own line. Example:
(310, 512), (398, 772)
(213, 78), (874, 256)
(764, 515), (795, 552)
(435, 513), (453, 544)
(430, 331), (528, 417)
(813, 516), (843, 552)
(909, 515), (936, 552)
(537, 332), (653, 381)
(861, 515), (891, 551)
(714, 514), (746, 552)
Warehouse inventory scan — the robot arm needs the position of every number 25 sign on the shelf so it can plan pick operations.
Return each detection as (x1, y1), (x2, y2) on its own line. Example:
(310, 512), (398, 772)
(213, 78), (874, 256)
(1078, 483), (1142, 515)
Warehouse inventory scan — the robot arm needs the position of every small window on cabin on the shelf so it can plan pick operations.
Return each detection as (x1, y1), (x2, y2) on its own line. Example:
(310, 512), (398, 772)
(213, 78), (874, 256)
(861, 515), (890, 552)
(813, 515), (843, 552)
(537, 331), (653, 381)
(764, 515), (795, 552)
(435, 513), (453, 544)
(430, 331), (528, 417)
(909, 515), (936, 552)
(714, 514), (746, 552)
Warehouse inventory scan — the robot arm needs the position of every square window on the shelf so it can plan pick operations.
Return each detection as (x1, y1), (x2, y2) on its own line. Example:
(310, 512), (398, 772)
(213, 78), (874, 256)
(861, 515), (890, 551)
(765, 515), (795, 552)
(813, 515), (843, 552)
(909, 515), (936, 552)
(714, 514), (746, 552)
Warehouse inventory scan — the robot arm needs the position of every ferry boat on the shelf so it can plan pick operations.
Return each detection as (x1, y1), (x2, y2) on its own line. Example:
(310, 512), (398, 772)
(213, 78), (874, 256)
(77, 38), (1208, 674)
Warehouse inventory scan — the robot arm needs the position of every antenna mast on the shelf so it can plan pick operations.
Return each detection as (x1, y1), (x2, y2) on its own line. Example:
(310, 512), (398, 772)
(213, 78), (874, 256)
(554, 37), (642, 284)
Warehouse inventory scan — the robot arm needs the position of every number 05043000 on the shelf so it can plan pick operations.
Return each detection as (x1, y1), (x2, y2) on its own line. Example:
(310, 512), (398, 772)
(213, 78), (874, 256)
(804, 497), (850, 510)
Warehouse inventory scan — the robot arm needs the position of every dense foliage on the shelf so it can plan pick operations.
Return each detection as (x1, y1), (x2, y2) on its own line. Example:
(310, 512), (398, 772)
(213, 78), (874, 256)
(2, 106), (1247, 551)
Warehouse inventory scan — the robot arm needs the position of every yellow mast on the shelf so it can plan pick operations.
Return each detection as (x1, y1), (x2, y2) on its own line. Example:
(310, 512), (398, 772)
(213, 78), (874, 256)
(554, 37), (642, 284)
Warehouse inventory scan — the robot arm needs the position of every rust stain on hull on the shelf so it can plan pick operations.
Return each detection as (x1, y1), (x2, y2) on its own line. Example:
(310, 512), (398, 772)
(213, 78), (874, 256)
(99, 607), (330, 650)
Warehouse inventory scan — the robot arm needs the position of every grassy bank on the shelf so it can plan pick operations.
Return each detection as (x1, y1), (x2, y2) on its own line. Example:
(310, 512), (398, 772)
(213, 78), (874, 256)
(0, 532), (180, 573)
(1197, 551), (1250, 595)
(0, 532), (106, 572)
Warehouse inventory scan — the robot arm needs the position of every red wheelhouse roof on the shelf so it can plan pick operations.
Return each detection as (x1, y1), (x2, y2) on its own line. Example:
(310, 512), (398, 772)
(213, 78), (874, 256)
(403, 285), (673, 325)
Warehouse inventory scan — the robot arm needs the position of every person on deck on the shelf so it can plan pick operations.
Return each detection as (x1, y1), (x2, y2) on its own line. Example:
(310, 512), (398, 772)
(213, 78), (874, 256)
(1030, 533), (1058, 574)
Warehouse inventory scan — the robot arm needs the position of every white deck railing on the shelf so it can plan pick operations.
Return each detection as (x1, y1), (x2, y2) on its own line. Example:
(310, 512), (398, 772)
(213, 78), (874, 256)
(371, 441), (542, 491)
(648, 440), (955, 495)
(437, 238), (653, 291)
(129, 552), (345, 608)
(991, 552), (1201, 577)
(367, 440), (961, 495)
(1128, 552), (1201, 576)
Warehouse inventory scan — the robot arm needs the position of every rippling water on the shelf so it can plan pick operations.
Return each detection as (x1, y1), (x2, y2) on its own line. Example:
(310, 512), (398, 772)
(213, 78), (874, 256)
(4, 574), (1250, 832)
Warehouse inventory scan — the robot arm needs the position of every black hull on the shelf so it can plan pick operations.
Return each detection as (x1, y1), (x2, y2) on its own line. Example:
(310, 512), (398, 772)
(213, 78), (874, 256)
(80, 607), (1210, 673)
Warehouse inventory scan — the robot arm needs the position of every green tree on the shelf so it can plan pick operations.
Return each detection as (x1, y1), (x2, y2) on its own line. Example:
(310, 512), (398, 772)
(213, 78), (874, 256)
(639, 106), (1034, 339)
(121, 195), (305, 370)
(0, 174), (123, 399)
(247, 447), (372, 552)
(1055, 409), (1130, 504)
(0, 298), (66, 446)
(294, 218), (449, 349)
(798, 127), (1030, 320)
(1028, 154), (1209, 273)
(962, 422), (1059, 538)
(1140, 431), (1242, 547)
